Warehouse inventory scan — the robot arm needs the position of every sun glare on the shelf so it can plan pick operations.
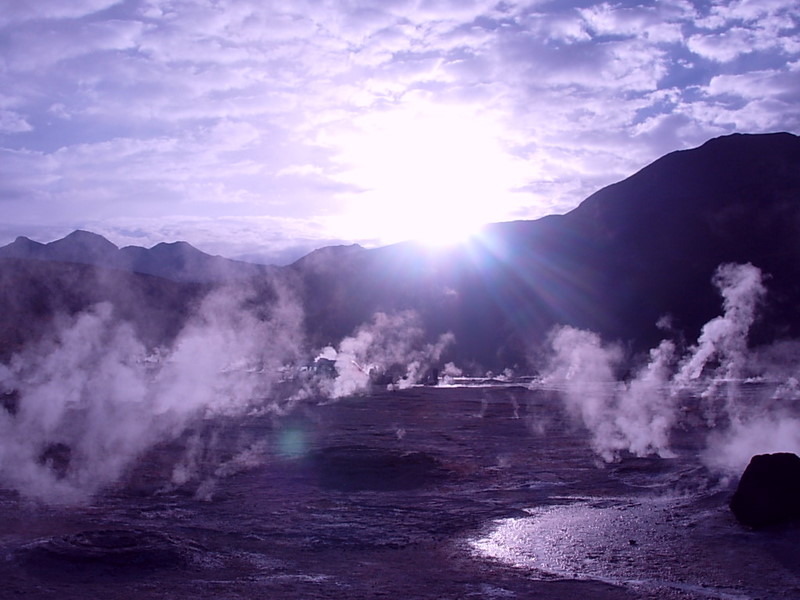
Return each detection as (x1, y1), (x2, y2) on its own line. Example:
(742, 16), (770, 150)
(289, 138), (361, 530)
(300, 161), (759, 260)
(325, 102), (531, 247)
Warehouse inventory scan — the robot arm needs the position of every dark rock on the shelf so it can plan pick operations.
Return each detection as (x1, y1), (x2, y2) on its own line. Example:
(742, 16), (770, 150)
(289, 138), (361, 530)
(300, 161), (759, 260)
(730, 452), (800, 527)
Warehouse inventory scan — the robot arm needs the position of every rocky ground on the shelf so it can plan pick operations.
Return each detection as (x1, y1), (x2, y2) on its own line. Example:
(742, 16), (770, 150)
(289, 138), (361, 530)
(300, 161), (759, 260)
(1, 386), (798, 599)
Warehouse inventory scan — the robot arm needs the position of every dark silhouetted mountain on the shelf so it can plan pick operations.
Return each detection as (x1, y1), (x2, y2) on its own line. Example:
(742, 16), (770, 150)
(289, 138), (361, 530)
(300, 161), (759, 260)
(45, 230), (119, 265)
(116, 240), (273, 282)
(290, 132), (800, 370)
(1, 235), (46, 258)
(0, 230), (270, 282)
(0, 258), (208, 361)
(2, 132), (800, 372)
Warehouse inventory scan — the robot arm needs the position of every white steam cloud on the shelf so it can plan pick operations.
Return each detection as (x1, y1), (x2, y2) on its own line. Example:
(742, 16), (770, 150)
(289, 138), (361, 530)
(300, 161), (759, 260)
(0, 281), (304, 505)
(314, 310), (454, 398)
(540, 263), (800, 473)
(0, 288), (456, 504)
(5, 256), (791, 505)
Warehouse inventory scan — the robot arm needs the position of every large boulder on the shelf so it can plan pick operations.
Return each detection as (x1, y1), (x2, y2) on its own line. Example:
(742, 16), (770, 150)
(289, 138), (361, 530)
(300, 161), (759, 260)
(730, 452), (800, 527)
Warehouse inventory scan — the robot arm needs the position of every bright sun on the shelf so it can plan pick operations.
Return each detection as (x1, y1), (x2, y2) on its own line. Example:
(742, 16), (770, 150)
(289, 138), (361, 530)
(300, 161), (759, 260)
(325, 102), (531, 247)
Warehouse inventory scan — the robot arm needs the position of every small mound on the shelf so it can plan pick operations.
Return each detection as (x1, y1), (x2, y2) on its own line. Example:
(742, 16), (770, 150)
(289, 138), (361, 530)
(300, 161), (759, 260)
(309, 445), (448, 492)
(18, 529), (199, 575)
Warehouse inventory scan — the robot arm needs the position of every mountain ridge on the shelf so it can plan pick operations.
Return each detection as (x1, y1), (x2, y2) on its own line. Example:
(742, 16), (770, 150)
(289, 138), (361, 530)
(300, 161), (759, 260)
(0, 230), (270, 283)
(2, 131), (800, 371)
(289, 131), (800, 368)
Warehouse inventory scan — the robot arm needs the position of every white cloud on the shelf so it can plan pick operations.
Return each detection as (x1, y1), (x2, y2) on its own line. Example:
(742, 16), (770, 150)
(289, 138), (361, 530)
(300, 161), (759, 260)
(0, 148), (59, 200)
(0, 0), (798, 258)
(73, 214), (347, 265)
(0, 109), (32, 133)
(684, 96), (800, 132)
(698, 0), (799, 27)
(2, 19), (144, 72)
(689, 0), (800, 61)
(707, 69), (800, 100)
(276, 164), (325, 177)
(0, 0), (122, 27)
(579, 3), (686, 43)
(522, 12), (592, 44)
(687, 27), (763, 62)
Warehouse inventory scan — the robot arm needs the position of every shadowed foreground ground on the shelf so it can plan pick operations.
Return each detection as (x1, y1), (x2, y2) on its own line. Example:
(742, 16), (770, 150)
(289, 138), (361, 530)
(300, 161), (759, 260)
(1, 386), (798, 599)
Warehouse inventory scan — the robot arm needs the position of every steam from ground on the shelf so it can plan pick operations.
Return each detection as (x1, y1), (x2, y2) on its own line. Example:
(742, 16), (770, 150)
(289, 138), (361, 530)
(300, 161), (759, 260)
(0, 281), (304, 504)
(440, 362), (464, 385)
(0, 278), (455, 504)
(543, 327), (678, 462)
(4, 258), (793, 504)
(540, 263), (800, 473)
(314, 310), (455, 398)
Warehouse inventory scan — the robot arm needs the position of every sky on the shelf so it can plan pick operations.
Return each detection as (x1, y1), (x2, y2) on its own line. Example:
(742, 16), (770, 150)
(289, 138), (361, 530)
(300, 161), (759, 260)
(1, 0), (799, 264)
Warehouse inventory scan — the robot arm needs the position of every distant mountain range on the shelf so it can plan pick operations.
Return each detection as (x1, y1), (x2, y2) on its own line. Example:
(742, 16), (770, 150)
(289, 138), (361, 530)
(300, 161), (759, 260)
(2, 132), (800, 370)
(0, 230), (269, 282)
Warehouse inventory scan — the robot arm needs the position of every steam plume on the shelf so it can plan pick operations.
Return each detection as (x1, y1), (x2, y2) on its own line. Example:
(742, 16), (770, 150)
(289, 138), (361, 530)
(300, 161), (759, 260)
(540, 263), (800, 472)
(315, 310), (454, 398)
(0, 279), (304, 504)
(542, 326), (623, 461)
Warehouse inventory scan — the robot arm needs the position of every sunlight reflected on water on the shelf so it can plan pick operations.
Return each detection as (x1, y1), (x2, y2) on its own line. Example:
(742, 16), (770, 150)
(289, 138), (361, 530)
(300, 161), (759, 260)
(469, 497), (755, 600)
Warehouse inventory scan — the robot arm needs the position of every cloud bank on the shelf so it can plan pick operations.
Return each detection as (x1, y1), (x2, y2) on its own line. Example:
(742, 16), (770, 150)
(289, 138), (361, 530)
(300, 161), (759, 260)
(0, 0), (798, 258)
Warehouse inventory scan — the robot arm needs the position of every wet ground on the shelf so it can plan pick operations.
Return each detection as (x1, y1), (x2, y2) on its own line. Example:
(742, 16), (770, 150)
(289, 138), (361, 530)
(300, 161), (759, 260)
(1, 386), (799, 599)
